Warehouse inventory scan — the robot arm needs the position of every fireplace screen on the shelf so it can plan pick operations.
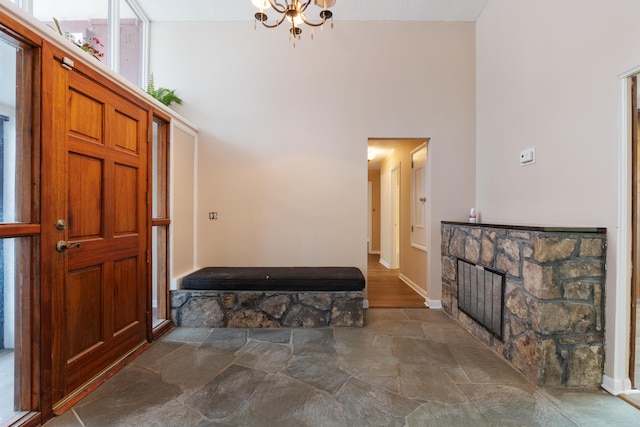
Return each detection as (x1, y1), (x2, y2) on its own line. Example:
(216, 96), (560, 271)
(457, 259), (505, 340)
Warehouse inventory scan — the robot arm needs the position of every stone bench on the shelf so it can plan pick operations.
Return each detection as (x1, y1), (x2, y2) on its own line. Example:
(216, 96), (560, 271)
(171, 267), (365, 328)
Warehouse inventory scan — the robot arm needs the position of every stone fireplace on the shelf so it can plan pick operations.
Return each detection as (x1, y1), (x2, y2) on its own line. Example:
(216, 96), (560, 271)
(441, 221), (606, 389)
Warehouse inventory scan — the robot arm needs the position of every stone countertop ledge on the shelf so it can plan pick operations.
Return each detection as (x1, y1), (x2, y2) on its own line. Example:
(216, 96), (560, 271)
(441, 221), (606, 234)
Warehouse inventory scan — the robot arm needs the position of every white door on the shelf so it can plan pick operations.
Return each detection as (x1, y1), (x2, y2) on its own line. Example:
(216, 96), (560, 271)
(410, 143), (427, 251)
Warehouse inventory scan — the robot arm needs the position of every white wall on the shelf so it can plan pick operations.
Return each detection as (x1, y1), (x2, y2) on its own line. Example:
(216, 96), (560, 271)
(476, 0), (640, 388)
(150, 21), (476, 302)
(171, 123), (198, 285)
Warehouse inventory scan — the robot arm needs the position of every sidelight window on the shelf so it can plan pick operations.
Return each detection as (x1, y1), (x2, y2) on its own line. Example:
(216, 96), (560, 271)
(151, 117), (170, 334)
(0, 28), (39, 426)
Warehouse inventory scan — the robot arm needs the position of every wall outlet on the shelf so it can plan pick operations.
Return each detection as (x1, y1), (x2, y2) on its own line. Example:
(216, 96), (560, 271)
(208, 212), (218, 221)
(520, 147), (536, 166)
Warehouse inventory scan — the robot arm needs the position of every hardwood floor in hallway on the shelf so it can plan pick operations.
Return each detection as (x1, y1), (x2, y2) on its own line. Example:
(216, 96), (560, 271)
(367, 253), (425, 308)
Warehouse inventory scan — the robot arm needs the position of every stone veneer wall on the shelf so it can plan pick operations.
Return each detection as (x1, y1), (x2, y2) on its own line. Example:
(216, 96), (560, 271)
(171, 290), (364, 328)
(441, 222), (606, 389)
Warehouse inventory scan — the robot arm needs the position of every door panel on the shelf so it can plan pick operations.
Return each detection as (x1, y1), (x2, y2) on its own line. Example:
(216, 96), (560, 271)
(68, 89), (104, 143)
(68, 153), (103, 239)
(114, 163), (138, 234)
(66, 266), (103, 359)
(114, 110), (140, 154)
(114, 257), (139, 333)
(45, 50), (149, 405)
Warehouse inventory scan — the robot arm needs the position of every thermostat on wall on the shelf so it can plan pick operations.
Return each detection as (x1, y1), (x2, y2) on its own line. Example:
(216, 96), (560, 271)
(520, 147), (536, 166)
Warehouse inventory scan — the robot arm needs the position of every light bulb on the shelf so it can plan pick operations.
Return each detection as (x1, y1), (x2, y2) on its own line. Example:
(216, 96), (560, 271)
(315, 0), (336, 8)
(251, 0), (271, 10)
(287, 12), (305, 26)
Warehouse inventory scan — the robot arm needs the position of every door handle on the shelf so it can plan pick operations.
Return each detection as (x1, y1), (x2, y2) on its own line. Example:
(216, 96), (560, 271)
(56, 240), (81, 253)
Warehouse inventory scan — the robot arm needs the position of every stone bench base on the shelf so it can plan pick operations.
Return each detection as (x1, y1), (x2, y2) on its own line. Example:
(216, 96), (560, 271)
(171, 290), (364, 328)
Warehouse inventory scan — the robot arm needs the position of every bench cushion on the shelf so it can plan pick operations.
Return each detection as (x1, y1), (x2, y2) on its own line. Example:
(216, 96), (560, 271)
(181, 267), (365, 292)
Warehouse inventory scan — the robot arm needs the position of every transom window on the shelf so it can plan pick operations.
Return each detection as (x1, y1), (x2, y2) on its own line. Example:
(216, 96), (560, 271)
(27, 0), (148, 87)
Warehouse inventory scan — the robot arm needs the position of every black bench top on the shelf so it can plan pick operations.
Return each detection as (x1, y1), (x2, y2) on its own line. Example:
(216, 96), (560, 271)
(182, 267), (365, 292)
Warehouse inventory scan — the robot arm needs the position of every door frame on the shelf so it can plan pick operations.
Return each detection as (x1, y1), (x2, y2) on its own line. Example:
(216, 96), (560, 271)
(631, 75), (638, 389)
(606, 66), (640, 395)
(390, 163), (400, 269)
(409, 142), (427, 252)
(367, 181), (372, 254)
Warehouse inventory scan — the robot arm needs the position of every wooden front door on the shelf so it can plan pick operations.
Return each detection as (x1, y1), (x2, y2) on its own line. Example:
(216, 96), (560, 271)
(43, 46), (149, 406)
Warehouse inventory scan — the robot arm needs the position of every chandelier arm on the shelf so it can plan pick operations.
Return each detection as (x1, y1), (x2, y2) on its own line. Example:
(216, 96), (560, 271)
(268, 0), (287, 13)
(300, 16), (328, 27)
(299, 1), (313, 13)
(259, 13), (289, 29)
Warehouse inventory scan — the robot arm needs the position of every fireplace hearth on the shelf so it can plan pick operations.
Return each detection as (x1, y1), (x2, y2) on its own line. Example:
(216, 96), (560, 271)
(441, 221), (606, 389)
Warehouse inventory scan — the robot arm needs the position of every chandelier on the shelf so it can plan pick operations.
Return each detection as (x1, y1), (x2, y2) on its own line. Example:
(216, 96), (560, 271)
(252, 0), (336, 45)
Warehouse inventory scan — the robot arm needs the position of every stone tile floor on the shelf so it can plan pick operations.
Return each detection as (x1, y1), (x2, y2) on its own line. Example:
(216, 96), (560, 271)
(44, 308), (639, 426)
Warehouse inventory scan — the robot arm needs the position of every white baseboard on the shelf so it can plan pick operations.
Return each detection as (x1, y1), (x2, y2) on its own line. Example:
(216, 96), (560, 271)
(368, 250), (381, 255)
(426, 298), (442, 309)
(398, 274), (441, 309)
(601, 374), (633, 396)
(379, 258), (391, 269)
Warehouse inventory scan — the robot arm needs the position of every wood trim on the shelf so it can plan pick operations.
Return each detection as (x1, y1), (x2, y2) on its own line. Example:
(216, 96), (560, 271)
(40, 40), (69, 422)
(5, 412), (41, 427)
(52, 342), (150, 416)
(0, 10), (42, 47)
(148, 114), (171, 341)
(45, 43), (155, 119)
(153, 108), (171, 124)
(151, 320), (173, 340)
(0, 224), (40, 238)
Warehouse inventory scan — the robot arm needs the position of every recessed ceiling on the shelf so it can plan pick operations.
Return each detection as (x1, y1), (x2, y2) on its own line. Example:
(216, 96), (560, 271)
(136, 0), (489, 22)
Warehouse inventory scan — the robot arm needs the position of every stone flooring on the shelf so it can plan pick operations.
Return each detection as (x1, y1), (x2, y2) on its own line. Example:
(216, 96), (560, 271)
(44, 308), (639, 427)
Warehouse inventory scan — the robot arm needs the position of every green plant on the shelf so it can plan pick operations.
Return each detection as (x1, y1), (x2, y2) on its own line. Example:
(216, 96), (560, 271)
(51, 17), (104, 60)
(146, 73), (183, 107)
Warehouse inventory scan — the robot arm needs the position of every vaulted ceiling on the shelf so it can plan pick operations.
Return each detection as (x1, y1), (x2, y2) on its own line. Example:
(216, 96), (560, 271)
(136, 0), (489, 22)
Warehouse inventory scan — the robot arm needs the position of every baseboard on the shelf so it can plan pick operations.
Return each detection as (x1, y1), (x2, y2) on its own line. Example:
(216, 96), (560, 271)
(368, 250), (381, 255)
(425, 298), (442, 309)
(398, 273), (441, 309)
(379, 258), (391, 269)
(601, 374), (632, 396)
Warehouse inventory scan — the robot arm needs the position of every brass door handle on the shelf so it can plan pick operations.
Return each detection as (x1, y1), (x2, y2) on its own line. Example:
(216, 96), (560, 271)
(56, 240), (81, 253)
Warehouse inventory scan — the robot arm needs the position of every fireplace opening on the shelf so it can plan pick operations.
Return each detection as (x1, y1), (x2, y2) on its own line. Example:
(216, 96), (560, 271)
(457, 259), (505, 340)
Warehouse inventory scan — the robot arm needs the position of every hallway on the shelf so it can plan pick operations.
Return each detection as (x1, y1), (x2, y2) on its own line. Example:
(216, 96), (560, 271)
(366, 254), (425, 308)
(43, 308), (639, 427)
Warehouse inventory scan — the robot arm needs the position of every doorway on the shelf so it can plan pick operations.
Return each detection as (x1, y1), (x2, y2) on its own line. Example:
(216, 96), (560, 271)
(367, 138), (428, 308)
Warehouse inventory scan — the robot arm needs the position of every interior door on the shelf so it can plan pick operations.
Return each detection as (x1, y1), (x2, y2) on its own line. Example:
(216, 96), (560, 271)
(44, 48), (149, 406)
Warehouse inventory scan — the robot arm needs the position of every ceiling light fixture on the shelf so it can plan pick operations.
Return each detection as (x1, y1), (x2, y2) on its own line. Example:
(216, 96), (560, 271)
(252, 0), (336, 46)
